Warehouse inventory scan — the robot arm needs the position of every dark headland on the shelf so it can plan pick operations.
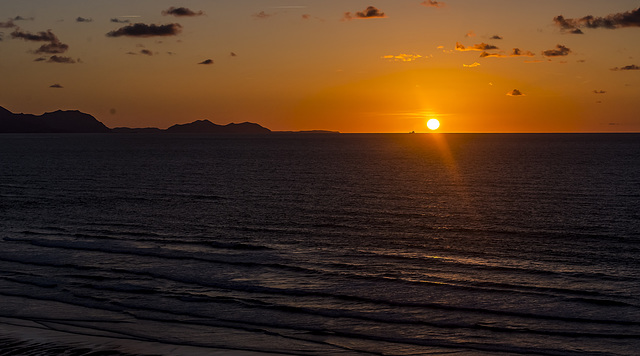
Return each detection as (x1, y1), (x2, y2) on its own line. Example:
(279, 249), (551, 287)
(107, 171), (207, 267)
(0, 106), (333, 134)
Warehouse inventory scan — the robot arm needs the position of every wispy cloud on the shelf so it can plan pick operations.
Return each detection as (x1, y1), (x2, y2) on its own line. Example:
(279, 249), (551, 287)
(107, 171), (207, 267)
(253, 11), (275, 19)
(110, 18), (130, 23)
(0, 19), (16, 28)
(13, 16), (34, 21)
(343, 6), (387, 21)
(610, 64), (640, 71)
(49, 84), (64, 88)
(542, 44), (571, 57)
(162, 7), (204, 17)
(463, 62), (481, 68)
(106, 23), (182, 37)
(421, 1), (445, 8)
(381, 54), (423, 62)
(593, 90), (606, 94)
(76, 17), (93, 23)
(554, 7), (640, 32)
(455, 42), (498, 51)
(140, 49), (153, 56)
(46, 55), (76, 63)
(198, 59), (214, 65)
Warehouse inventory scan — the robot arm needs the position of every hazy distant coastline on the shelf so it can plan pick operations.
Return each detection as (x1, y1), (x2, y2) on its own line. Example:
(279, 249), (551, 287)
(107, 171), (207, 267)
(0, 106), (338, 134)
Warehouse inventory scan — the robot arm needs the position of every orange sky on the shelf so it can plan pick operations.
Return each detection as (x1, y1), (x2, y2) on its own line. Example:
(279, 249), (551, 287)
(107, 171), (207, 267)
(1, 0), (639, 132)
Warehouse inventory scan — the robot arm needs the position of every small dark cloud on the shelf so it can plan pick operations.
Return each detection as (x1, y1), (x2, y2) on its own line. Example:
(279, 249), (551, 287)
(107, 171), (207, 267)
(542, 44), (571, 57)
(610, 64), (640, 71)
(511, 48), (534, 57)
(253, 11), (274, 19)
(479, 51), (505, 58)
(421, 1), (445, 8)
(230, 52), (237, 57)
(35, 41), (69, 54)
(34, 57), (47, 61)
(49, 84), (63, 88)
(593, 90), (606, 94)
(14, 16), (34, 21)
(47, 55), (76, 63)
(111, 18), (130, 23)
(11, 29), (58, 42)
(162, 7), (204, 17)
(76, 17), (93, 23)
(456, 42), (498, 51)
(302, 14), (311, 20)
(0, 19), (16, 28)
(140, 49), (153, 56)
(553, 8), (640, 32)
(490, 35), (503, 40)
(198, 59), (214, 65)
(344, 6), (387, 20)
(106, 23), (182, 37)
(507, 89), (525, 96)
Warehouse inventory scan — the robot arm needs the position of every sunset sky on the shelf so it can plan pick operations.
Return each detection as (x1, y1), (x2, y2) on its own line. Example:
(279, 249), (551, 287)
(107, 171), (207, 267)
(1, 0), (639, 132)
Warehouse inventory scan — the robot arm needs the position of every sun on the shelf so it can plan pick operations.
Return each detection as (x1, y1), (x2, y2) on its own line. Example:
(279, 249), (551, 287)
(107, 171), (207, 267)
(427, 118), (440, 130)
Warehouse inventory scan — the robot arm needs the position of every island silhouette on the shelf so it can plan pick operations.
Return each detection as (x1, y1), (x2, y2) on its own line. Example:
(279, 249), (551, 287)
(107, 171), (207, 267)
(0, 106), (286, 134)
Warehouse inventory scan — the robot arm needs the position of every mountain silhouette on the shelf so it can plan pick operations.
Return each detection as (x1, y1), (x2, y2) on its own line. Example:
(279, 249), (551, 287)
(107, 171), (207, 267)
(0, 106), (110, 133)
(166, 119), (271, 134)
(0, 106), (277, 134)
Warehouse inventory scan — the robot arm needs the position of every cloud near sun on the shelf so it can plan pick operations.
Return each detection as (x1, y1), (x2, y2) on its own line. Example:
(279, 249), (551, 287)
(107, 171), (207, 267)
(381, 54), (423, 62)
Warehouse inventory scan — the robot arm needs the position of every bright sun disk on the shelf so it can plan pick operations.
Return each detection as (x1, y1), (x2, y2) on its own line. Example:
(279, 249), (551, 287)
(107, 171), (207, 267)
(427, 119), (440, 130)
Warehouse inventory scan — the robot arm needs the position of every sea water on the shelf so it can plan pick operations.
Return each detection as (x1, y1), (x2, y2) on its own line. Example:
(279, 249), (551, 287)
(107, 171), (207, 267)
(0, 133), (638, 355)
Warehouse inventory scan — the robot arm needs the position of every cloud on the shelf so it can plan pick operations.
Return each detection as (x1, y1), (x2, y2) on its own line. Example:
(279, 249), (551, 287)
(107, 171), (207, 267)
(230, 52), (237, 57)
(479, 51), (506, 58)
(542, 44), (571, 57)
(553, 7), (640, 32)
(14, 16), (34, 21)
(47, 55), (76, 63)
(253, 11), (274, 19)
(35, 41), (69, 54)
(507, 89), (525, 96)
(0, 19), (16, 28)
(344, 6), (387, 20)
(421, 1), (445, 8)
(490, 35), (503, 40)
(162, 7), (204, 17)
(76, 17), (92, 23)
(111, 18), (130, 23)
(34, 57), (47, 61)
(11, 28), (70, 54)
(106, 23), (182, 37)
(511, 48), (535, 57)
(198, 59), (214, 65)
(610, 64), (640, 71)
(593, 90), (606, 94)
(49, 84), (63, 88)
(11, 28), (58, 42)
(381, 54), (423, 62)
(302, 14), (311, 20)
(140, 49), (153, 56)
(455, 42), (498, 51)
(465, 30), (475, 37)
(463, 62), (481, 68)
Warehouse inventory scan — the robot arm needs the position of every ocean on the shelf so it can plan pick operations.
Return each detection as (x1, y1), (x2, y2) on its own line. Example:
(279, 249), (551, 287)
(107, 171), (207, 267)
(0, 133), (638, 355)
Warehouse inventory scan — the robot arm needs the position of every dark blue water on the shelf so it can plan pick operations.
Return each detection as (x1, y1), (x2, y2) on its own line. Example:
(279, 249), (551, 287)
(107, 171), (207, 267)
(0, 133), (639, 355)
